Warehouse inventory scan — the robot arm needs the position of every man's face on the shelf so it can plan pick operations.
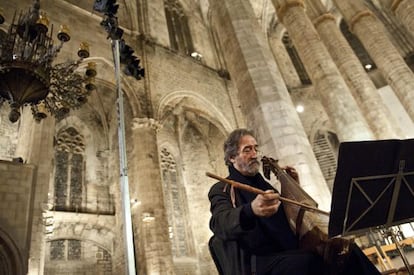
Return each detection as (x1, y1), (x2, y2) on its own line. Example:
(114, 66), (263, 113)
(230, 135), (260, 176)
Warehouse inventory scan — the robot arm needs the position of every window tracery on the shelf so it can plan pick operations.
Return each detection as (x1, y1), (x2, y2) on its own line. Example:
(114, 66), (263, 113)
(164, 0), (194, 55)
(160, 147), (194, 257)
(54, 127), (85, 212)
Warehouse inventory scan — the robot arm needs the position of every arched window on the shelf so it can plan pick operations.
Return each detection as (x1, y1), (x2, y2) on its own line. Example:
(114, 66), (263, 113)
(164, 0), (194, 55)
(160, 147), (194, 257)
(48, 239), (112, 274)
(312, 130), (339, 192)
(54, 127), (85, 212)
(50, 239), (81, 261)
(282, 32), (312, 85)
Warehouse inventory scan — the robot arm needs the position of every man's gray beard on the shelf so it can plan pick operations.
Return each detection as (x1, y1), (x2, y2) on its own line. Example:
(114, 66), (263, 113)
(245, 161), (260, 176)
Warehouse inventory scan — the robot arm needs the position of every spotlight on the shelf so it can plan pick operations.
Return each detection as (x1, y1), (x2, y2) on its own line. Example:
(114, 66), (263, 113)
(124, 57), (145, 79)
(124, 58), (139, 76)
(92, 0), (144, 81)
(93, 0), (119, 15)
(100, 16), (123, 40)
(119, 39), (134, 63)
(109, 26), (123, 40)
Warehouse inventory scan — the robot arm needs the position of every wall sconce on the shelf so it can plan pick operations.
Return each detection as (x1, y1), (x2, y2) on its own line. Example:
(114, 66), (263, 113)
(130, 198), (141, 209)
(296, 104), (304, 113)
(142, 212), (155, 222)
(190, 51), (203, 61)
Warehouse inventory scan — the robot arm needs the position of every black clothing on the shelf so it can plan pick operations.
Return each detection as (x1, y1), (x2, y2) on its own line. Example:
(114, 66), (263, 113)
(208, 166), (381, 275)
(255, 250), (324, 275)
(208, 166), (324, 275)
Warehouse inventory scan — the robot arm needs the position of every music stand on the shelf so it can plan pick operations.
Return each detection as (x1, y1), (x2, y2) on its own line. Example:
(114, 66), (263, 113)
(329, 139), (414, 274)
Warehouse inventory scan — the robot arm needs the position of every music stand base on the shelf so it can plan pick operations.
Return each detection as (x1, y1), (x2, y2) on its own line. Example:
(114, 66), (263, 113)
(383, 227), (413, 275)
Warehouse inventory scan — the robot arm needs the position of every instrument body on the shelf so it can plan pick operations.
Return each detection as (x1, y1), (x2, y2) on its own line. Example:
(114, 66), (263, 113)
(261, 156), (351, 269)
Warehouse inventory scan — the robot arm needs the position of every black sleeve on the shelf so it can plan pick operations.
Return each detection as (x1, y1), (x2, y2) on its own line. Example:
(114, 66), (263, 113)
(208, 182), (256, 241)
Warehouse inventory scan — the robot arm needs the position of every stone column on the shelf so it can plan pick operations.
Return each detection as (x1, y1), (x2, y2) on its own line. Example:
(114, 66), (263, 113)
(379, 0), (414, 35)
(333, 0), (414, 123)
(15, 110), (55, 275)
(268, 30), (302, 88)
(129, 118), (175, 275)
(209, 0), (332, 210)
(305, 0), (402, 139)
(271, 0), (374, 142)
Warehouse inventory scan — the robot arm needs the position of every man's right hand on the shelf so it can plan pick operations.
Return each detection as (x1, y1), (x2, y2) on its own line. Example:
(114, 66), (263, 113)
(251, 190), (281, 217)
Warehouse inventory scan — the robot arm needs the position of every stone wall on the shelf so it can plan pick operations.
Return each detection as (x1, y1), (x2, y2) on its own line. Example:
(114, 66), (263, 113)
(0, 160), (36, 274)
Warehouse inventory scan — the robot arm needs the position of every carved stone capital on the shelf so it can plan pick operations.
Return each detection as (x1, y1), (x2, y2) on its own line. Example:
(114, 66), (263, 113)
(275, 0), (305, 23)
(131, 118), (162, 131)
(349, 10), (375, 33)
(312, 13), (336, 28)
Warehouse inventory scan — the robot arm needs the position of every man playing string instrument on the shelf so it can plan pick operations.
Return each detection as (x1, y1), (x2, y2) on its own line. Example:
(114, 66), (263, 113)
(208, 128), (380, 275)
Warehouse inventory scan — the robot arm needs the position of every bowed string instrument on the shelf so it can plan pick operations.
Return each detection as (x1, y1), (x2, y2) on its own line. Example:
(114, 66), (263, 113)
(206, 155), (352, 270)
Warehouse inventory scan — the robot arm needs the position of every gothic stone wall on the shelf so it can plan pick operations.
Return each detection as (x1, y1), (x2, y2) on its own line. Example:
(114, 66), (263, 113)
(0, 161), (37, 274)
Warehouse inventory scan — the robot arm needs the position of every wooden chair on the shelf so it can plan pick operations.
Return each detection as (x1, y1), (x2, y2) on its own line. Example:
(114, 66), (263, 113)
(363, 245), (394, 271)
(380, 238), (414, 275)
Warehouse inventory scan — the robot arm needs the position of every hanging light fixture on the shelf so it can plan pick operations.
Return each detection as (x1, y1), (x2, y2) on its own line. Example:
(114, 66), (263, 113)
(0, 0), (97, 123)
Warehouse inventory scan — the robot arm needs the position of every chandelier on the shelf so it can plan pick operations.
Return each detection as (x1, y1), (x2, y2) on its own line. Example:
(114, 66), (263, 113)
(0, 0), (97, 123)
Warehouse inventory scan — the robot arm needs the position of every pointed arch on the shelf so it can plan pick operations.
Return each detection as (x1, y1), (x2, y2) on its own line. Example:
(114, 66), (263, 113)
(53, 127), (86, 212)
(156, 90), (233, 135)
(0, 227), (25, 275)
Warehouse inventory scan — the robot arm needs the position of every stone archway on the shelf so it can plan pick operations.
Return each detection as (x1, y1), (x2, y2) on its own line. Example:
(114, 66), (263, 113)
(0, 228), (25, 275)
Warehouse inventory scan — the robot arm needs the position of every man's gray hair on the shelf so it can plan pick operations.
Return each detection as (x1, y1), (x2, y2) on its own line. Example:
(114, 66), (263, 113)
(223, 128), (256, 166)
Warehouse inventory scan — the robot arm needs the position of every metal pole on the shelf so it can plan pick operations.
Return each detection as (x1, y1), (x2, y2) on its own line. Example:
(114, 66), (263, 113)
(387, 228), (413, 275)
(112, 39), (137, 275)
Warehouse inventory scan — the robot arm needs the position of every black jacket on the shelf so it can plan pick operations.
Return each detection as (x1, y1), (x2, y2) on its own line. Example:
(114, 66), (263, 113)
(208, 166), (381, 275)
(208, 166), (298, 275)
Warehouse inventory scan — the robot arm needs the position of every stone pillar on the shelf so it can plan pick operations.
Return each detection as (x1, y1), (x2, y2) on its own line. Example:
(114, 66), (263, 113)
(209, 0), (332, 210)
(268, 30), (302, 88)
(271, 0), (374, 142)
(333, 0), (414, 123)
(305, 0), (402, 139)
(129, 118), (175, 275)
(15, 110), (55, 275)
(379, 0), (414, 36)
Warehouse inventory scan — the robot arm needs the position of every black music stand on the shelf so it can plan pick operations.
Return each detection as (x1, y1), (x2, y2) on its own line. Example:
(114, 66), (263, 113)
(328, 139), (414, 274)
